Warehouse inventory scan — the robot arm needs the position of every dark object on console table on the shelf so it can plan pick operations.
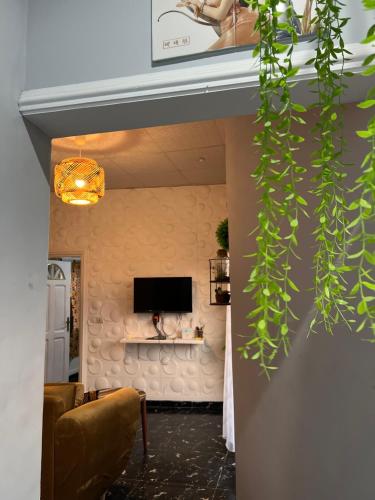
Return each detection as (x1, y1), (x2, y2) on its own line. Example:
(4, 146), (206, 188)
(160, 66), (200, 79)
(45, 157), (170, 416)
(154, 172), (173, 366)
(42, 383), (139, 500)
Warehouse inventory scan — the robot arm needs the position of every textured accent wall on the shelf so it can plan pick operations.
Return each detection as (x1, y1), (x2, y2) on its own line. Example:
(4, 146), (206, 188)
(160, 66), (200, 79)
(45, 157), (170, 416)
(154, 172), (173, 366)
(49, 185), (227, 401)
(70, 260), (80, 360)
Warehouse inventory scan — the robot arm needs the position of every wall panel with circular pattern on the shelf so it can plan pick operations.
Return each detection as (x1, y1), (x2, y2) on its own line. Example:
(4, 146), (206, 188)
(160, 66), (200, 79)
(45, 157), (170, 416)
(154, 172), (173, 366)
(49, 185), (227, 400)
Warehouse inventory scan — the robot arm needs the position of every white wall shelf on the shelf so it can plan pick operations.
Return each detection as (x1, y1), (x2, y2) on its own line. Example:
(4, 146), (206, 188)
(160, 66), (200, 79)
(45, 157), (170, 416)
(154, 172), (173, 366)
(120, 337), (204, 345)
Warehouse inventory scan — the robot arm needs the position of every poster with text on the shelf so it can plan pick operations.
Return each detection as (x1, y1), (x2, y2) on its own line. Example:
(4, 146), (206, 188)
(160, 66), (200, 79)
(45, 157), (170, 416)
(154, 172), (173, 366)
(152, 0), (316, 63)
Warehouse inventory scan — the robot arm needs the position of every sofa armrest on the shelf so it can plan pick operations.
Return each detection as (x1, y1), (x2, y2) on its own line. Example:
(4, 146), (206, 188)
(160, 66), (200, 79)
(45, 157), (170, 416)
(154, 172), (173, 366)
(41, 395), (66, 500)
(54, 387), (140, 500)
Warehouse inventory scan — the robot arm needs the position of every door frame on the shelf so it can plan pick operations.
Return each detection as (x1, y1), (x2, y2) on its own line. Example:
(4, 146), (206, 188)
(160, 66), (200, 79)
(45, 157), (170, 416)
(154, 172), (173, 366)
(48, 250), (88, 388)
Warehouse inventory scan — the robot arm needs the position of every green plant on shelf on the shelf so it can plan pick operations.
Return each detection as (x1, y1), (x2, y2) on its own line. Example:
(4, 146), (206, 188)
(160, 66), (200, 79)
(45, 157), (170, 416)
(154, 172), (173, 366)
(216, 218), (229, 252)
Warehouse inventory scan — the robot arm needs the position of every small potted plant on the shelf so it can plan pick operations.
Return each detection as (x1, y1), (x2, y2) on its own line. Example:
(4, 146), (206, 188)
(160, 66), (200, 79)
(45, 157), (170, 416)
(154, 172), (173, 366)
(216, 218), (229, 258)
(215, 287), (231, 305)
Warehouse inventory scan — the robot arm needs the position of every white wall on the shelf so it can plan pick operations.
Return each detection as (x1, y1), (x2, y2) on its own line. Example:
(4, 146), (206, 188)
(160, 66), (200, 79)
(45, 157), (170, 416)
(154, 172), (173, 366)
(226, 105), (375, 500)
(0, 1), (50, 498)
(25, 0), (373, 90)
(49, 186), (227, 401)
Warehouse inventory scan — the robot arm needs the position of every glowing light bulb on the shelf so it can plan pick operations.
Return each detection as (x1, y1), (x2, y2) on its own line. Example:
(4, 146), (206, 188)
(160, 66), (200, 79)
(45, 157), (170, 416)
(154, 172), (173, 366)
(75, 179), (86, 188)
(69, 199), (91, 206)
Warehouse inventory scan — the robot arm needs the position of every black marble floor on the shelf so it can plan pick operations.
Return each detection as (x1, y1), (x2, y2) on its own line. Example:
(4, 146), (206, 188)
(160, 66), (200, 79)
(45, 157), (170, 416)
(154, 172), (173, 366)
(107, 408), (236, 500)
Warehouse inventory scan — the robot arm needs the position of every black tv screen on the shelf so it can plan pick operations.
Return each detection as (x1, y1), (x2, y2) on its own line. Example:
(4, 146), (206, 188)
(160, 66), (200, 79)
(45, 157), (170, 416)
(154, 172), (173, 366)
(133, 277), (192, 313)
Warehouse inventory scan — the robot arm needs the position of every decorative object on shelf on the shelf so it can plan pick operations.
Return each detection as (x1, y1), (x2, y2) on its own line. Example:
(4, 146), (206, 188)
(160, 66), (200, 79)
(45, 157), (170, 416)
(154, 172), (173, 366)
(210, 257), (230, 305)
(54, 156), (105, 206)
(195, 324), (205, 339)
(215, 287), (231, 305)
(147, 312), (167, 340)
(216, 217), (229, 254)
(181, 327), (195, 340)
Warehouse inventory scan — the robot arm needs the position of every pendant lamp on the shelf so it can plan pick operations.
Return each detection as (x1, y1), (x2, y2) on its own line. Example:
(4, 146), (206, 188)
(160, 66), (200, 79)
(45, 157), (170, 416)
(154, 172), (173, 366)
(54, 156), (105, 206)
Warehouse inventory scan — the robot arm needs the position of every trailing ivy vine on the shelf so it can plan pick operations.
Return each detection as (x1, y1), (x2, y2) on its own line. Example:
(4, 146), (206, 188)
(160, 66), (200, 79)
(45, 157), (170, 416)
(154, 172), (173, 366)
(308, 0), (354, 335)
(240, 0), (374, 374)
(348, 0), (375, 337)
(240, 0), (308, 375)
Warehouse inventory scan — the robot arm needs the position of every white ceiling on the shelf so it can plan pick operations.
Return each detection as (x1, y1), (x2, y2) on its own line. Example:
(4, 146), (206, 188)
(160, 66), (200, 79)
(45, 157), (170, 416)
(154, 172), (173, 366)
(51, 119), (226, 189)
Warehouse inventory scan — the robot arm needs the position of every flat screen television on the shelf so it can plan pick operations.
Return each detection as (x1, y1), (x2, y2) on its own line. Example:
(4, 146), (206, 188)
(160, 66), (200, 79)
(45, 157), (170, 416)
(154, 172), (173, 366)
(133, 277), (192, 313)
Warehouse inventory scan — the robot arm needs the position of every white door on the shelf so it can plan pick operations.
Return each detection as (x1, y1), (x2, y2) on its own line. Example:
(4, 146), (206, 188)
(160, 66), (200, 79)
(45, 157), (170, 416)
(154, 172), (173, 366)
(45, 260), (71, 382)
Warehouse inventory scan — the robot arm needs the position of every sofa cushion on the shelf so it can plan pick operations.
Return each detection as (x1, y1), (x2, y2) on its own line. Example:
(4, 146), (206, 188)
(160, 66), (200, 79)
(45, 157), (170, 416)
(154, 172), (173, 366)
(44, 383), (84, 411)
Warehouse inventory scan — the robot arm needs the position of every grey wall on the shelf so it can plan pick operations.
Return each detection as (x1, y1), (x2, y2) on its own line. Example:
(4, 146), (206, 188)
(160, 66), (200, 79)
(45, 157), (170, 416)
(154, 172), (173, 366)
(225, 106), (375, 500)
(25, 0), (373, 90)
(0, 1), (51, 498)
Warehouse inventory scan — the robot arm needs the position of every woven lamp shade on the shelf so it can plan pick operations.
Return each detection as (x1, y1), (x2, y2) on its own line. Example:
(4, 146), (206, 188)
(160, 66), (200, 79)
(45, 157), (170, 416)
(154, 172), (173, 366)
(54, 157), (105, 206)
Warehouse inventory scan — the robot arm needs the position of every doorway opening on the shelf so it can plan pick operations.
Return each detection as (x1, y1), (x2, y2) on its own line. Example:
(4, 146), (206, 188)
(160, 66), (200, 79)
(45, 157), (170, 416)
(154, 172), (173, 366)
(45, 120), (235, 498)
(46, 256), (82, 383)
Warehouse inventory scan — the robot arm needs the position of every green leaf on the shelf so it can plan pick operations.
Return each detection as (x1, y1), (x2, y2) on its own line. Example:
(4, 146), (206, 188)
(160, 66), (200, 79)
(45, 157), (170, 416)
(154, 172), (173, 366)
(281, 324), (289, 336)
(356, 319), (367, 333)
(365, 251), (375, 265)
(348, 249), (364, 260)
(296, 195), (308, 206)
(281, 292), (291, 303)
(291, 103), (307, 113)
(356, 130), (373, 139)
(357, 300), (367, 315)
(363, 282), (375, 291)
(346, 216), (361, 230)
(360, 198), (372, 209)
(258, 319), (266, 331)
(348, 201), (359, 211)
(358, 99), (375, 109)
(362, 66), (375, 76)
(363, 54), (375, 66)
(362, 34), (375, 45)
(287, 278), (300, 292)
(351, 283), (360, 295)
(272, 42), (288, 53)
(362, 0), (375, 9)
(290, 219), (299, 228)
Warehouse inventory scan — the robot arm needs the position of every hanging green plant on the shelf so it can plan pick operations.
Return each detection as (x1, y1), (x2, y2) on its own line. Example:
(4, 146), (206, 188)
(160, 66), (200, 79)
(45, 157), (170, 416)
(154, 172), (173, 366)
(240, 0), (308, 376)
(240, 0), (373, 375)
(348, 0), (375, 337)
(307, 0), (354, 335)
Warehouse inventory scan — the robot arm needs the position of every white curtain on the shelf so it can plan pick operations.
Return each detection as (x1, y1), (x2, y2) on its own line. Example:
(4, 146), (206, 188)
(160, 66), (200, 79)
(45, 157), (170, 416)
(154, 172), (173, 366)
(223, 305), (235, 452)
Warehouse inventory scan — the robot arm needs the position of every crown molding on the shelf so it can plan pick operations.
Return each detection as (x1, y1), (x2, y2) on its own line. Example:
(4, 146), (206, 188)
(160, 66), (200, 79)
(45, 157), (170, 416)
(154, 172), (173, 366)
(19, 42), (371, 117)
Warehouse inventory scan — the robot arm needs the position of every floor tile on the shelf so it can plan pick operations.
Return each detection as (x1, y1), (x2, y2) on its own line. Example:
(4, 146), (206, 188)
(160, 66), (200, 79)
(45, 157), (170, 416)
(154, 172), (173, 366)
(108, 409), (236, 499)
(110, 481), (215, 500)
(212, 488), (236, 500)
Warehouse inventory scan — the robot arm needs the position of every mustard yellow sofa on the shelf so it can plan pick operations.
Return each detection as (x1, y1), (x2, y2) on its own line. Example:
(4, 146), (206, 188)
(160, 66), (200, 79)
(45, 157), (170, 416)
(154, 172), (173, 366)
(41, 383), (140, 500)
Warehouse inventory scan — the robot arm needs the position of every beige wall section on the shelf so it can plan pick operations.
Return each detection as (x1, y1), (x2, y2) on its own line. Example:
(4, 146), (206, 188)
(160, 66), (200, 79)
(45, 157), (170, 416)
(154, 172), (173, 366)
(49, 185), (227, 400)
(226, 105), (375, 500)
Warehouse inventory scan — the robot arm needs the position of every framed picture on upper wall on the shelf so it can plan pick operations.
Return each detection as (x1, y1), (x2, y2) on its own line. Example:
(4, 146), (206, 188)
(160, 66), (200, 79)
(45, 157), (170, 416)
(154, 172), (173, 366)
(152, 0), (316, 63)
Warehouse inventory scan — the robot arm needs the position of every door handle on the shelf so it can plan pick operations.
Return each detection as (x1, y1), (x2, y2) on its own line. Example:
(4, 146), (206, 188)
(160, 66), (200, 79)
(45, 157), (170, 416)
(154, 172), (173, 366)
(66, 316), (71, 332)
